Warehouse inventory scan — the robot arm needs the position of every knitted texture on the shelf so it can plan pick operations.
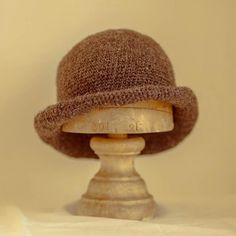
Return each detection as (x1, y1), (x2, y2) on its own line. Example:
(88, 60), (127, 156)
(34, 29), (198, 158)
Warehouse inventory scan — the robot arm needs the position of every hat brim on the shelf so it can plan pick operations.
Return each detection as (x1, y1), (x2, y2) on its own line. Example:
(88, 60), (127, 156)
(34, 85), (198, 158)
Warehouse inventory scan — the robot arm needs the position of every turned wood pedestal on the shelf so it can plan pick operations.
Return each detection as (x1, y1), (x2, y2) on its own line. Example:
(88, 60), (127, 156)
(62, 100), (174, 220)
(77, 134), (157, 220)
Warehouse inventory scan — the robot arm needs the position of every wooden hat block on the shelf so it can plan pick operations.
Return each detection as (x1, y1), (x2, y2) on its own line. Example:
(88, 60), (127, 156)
(62, 100), (174, 220)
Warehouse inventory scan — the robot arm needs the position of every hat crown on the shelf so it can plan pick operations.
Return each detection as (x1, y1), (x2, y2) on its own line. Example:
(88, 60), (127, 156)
(57, 29), (175, 102)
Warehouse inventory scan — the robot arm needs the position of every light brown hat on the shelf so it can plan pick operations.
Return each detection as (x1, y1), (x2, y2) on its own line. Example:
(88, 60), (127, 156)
(34, 29), (198, 158)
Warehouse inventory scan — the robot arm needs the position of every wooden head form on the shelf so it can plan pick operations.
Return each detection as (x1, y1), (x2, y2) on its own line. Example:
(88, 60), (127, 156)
(61, 100), (174, 220)
(62, 100), (174, 134)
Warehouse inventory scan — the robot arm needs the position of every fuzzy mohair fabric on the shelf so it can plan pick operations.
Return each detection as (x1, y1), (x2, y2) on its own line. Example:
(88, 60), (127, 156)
(34, 29), (198, 158)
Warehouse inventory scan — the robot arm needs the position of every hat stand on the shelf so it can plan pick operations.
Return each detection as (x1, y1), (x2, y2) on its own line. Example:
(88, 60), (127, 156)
(62, 100), (174, 220)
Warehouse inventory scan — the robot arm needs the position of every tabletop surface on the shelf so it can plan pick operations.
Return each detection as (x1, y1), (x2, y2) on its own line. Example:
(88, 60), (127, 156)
(1, 195), (236, 236)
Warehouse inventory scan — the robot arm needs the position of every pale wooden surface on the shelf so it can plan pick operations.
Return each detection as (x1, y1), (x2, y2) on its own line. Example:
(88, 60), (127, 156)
(1, 195), (236, 236)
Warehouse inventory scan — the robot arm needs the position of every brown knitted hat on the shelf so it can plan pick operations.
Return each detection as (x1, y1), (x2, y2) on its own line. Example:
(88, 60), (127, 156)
(34, 29), (198, 158)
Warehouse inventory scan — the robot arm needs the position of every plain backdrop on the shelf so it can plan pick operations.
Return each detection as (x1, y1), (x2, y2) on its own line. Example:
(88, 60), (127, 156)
(0, 0), (235, 212)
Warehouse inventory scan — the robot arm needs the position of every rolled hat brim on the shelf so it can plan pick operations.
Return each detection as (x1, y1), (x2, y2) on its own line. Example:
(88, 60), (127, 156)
(34, 84), (198, 158)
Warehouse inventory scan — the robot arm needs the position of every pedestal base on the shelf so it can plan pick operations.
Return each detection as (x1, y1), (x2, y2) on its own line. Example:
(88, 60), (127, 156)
(77, 135), (157, 220)
(78, 196), (156, 220)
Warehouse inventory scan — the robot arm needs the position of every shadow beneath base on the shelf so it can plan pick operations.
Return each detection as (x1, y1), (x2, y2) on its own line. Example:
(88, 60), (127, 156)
(64, 200), (79, 215)
(64, 200), (168, 220)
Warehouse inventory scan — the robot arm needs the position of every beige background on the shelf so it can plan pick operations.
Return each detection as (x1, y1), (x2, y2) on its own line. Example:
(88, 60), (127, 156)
(0, 0), (236, 213)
